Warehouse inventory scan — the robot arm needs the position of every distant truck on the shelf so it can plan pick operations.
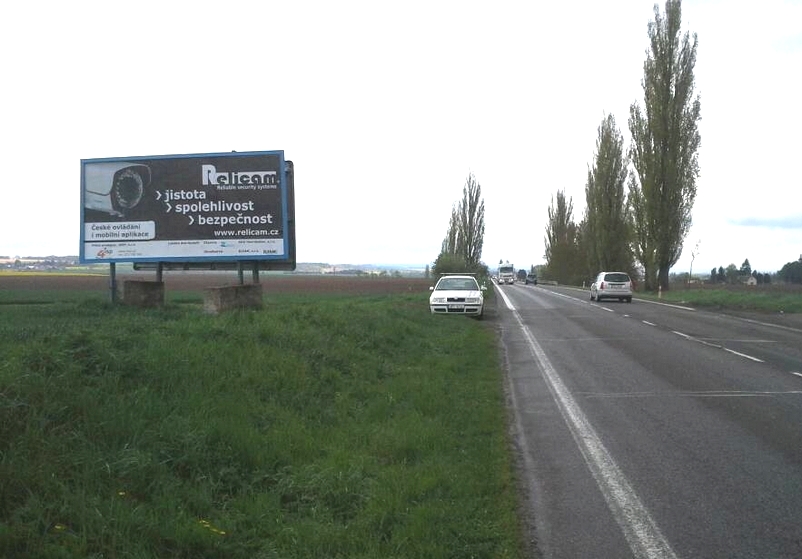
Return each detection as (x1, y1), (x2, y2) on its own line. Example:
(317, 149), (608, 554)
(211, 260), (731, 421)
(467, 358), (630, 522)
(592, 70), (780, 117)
(498, 264), (515, 285)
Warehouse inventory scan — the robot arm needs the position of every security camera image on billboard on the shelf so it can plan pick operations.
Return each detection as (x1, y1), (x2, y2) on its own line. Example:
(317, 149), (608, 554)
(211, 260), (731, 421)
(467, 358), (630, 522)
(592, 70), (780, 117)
(80, 151), (290, 263)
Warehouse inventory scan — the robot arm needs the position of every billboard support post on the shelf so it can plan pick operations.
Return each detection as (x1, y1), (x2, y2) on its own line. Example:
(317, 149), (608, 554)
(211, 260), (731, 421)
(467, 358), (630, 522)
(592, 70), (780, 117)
(109, 262), (117, 303)
(233, 261), (261, 286)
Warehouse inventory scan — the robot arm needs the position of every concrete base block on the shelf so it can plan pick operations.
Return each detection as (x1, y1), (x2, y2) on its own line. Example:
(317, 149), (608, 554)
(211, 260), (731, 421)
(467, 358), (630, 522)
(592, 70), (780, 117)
(123, 280), (165, 308)
(203, 284), (263, 314)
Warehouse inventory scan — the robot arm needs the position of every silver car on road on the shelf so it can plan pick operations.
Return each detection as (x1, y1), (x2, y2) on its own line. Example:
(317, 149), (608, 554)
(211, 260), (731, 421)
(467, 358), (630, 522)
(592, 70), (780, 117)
(590, 271), (633, 303)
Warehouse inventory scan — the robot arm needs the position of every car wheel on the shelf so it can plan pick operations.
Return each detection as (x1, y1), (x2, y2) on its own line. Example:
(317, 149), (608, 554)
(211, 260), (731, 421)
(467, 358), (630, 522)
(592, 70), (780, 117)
(626, 297), (632, 303)
(597, 296), (603, 302)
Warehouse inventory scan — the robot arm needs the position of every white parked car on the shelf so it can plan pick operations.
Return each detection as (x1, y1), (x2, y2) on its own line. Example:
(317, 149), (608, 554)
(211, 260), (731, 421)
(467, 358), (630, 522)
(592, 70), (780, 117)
(429, 274), (485, 318)
(590, 271), (633, 303)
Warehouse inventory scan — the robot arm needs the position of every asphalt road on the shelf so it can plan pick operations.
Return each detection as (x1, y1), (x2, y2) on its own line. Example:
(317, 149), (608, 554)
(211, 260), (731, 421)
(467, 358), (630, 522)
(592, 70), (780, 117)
(495, 283), (802, 559)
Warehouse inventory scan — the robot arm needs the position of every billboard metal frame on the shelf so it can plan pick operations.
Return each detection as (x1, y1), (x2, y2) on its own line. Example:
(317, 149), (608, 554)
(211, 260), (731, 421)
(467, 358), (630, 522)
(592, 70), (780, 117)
(80, 150), (295, 269)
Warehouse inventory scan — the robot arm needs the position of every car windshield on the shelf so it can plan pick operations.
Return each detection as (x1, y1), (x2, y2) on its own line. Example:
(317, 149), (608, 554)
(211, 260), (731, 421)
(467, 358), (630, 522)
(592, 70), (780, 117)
(604, 273), (630, 283)
(436, 278), (478, 291)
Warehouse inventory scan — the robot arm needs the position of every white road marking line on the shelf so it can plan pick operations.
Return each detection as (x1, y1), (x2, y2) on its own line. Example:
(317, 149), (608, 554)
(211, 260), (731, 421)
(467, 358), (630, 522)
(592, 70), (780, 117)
(791, 372), (802, 379)
(726, 315), (802, 334)
(497, 288), (678, 559)
(672, 331), (765, 363)
(634, 298), (696, 311)
(699, 339), (777, 344)
(642, 321), (656, 327)
(581, 390), (802, 399)
(723, 348), (764, 362)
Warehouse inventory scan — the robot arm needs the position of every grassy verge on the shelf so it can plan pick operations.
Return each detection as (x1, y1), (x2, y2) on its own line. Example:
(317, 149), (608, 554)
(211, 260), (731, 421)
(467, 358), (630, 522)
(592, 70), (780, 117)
(637, 284), (802, 314)
(0, 293), (522, 558)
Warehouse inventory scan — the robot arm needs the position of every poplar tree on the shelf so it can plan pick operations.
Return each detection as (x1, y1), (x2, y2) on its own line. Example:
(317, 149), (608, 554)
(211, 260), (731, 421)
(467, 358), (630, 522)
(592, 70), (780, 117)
(441, 206), (459, 256)
(456, 173), (485, 267)
(628, 0), (701, 291)
(584, 114), (633, 275)
(435, 173), (486, 275)
(544, 190), (580, 285)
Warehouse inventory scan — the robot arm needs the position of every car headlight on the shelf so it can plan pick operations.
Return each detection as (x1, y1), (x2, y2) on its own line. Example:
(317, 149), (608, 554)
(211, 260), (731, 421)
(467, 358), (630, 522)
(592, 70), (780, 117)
(430, 297), (446, 304)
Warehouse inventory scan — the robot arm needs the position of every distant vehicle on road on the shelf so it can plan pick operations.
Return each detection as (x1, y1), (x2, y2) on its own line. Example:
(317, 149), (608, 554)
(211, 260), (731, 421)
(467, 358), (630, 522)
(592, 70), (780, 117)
(590, 271), (633, 302)
(498, 263), (515, 285)
(525, 272), (538, 285)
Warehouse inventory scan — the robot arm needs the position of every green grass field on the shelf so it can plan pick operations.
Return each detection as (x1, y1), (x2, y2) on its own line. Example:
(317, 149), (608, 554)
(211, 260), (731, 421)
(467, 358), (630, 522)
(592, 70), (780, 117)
(0, 290), (522, 558)
(641, 283), (802, 314)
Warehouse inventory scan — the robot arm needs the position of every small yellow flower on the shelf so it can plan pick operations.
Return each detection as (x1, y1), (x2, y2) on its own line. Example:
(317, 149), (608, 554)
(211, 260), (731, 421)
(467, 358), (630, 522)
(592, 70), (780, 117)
(53, 523), (67, 532)
(198, 519), (227, 535)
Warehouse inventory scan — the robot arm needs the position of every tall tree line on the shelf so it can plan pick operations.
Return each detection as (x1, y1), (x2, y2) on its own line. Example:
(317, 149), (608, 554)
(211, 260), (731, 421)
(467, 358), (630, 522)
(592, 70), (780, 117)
(629, 0), (701, 291)
(544, 115), (632, 285)
(583, 114), (633, 277)
(543, 0), (701, 292)
(434, 173), (487, 276)
(543, 190), (582, 285)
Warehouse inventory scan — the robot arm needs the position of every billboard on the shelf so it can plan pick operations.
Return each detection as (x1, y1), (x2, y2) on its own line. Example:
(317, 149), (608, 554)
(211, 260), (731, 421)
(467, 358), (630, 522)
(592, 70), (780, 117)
(80, 150), (294, 266)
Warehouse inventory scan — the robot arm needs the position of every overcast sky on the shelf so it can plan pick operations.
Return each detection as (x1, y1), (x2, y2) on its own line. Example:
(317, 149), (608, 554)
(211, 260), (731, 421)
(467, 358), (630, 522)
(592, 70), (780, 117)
(2, 0), (800, 275)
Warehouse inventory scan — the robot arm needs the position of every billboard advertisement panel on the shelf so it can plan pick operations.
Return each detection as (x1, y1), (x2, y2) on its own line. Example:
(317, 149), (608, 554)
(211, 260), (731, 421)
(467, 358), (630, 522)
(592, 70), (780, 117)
(80, 150), (293, 264)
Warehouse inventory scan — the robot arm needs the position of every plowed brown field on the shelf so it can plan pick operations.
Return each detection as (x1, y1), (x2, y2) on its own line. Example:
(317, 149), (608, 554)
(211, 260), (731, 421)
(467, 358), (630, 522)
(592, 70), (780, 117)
(0, 273), (433, 295)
